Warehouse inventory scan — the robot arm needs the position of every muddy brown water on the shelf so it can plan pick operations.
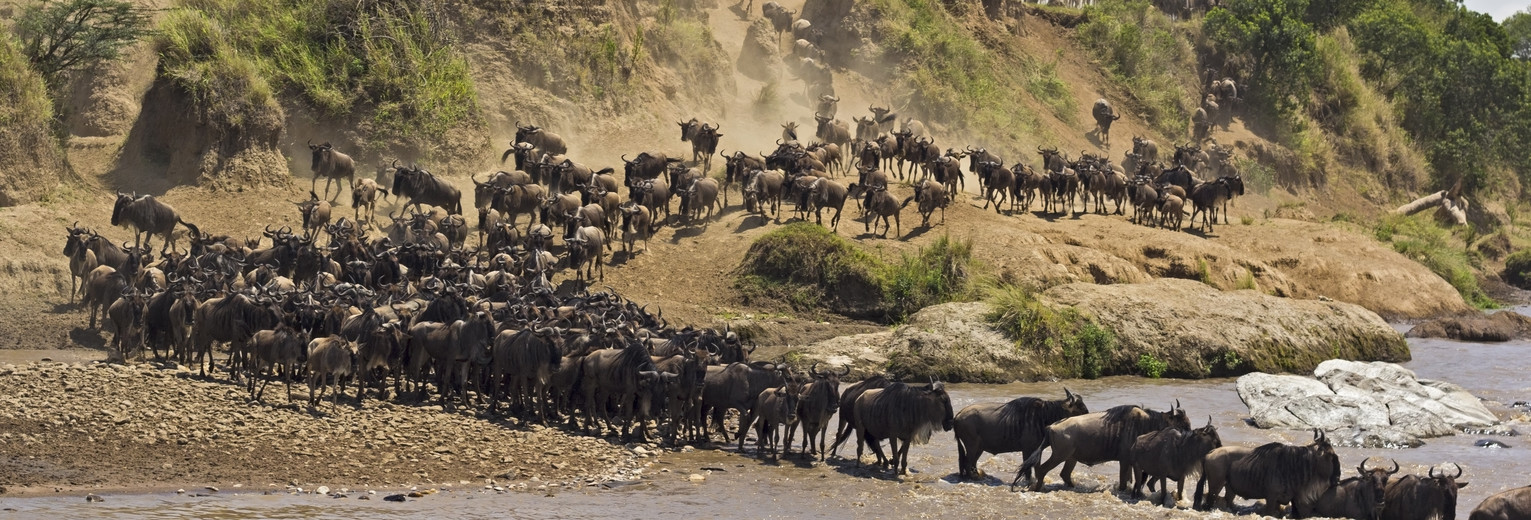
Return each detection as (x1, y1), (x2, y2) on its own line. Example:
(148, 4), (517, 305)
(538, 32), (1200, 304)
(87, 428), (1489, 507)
(3, 327), (1528, 518)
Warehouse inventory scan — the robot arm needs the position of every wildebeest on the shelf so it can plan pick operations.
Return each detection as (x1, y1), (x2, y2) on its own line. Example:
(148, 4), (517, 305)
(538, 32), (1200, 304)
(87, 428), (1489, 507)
(792, 363), (848, 460)
(853, 380), (955, 475)
(112, 193), (198, 255)
(814, 113), (852, 150)
(1092, 99), (1122, 148)
(566, 226), (606, 282)
(622, 152), (681, 186)
(762, 2), (795, 40)
(307, 141), (356, 200)
(1188, 175), (1242, 232)
(619, 203), (654, 255)
(1470, 485), (1531, 520)
(514, 122), (568, 155)
(190, 292), (277, 377)
(581, 339), (662, 440)
(859, 184), (906, 238)
(742, 169), (784, 221)
(1315, 458), (1399, 520)
(681, 178), (721, 222)
(1014, 403), (1191, 492)
(905, 180), (949, 228)
(678, 119), (722, 173)
(1159, 194), (1184, 230)
(754, 382), (801, 460)
(106, 289), (146, 359)
(1198, 430), (1342, 518)
(351, 178), (388, 223)
(306, 335), (357, 407)
(1128, 416), (1222, 505)
(390, 164), (463, 215)
(247, 323), (306, 402)
(955, 389), (1088, 480)
(827, 374), (890, 459)
(63, 225), (97, 304)
(720, 150), (765, 207)
(1383, 465), (1469, 520)
(1133, 136), (1160, 165)
(296, 191), (332, 240)
(702, 361), (787, 447)
(801, 177), (847, 231)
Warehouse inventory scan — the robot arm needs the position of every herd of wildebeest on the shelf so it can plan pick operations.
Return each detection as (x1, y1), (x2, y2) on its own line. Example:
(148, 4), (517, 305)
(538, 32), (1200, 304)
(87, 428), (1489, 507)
(49, 69), (1525, 520)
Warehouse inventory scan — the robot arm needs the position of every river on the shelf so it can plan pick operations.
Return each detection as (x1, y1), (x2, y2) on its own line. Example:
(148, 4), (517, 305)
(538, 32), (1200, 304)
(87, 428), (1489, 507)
(1, 328), (1526, 519)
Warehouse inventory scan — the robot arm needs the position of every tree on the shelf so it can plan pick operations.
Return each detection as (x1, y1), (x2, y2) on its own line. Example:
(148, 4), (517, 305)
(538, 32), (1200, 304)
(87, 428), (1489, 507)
(1204, 0), (1320, 116)
(14, 0), (152, 89)
(1502, 10), (1531, 59)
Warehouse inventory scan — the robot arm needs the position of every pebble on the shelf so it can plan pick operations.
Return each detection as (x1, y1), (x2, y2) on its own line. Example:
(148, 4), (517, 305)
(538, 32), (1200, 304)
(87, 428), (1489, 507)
(383, 494), (407, 502)
(688, 474), (706, 483)
(317, 486), (330, 494)
(205, 486), (219, 493)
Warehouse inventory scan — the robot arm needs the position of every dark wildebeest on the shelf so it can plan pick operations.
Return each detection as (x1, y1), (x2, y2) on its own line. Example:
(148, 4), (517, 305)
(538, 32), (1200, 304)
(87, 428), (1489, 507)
(1198, 430), (1342, 518)
(619, 202), (654, 255)
(762, 2), (795, 40)
(565, 225), (606, 282)
(791, 363), (848, 460)
(514, 122), (568, 155)
(410, 314), (495, 411)
(742, 169), (784, 221)
(581, 339), (662, 440)
(1470, 485), (1531, 520)
(853, 381), (956, 475)
(702, 361), (787, 447)
(1133, 136), (1160, 165)
(1013, 403), (1191, 492)
(801, 177), (847, 231)
(814, 113), (852, 150)
(682, 178), (722, 222)
(307, 140), (356, 201)
(489, 328), (562, 421)
(106, 289), (146, 359)
(1092, 99), (1122, 148)
(905, 180), (949, 228)
(1188, 175), (1243, 233)
(954, 389), (1089, 481)
(720, 150), (765, 206)
(754, 382), (801, 460)
(827, 374), (890, 459)
(858, 184), (907, 238)
(1315, 458), (1399, 520)
(679, 119), (723, 173)
(306, 335), (357, 407)
(1128, 416), (1223, 505)
(112, 193), (198, 255)
(622, 152), (681, 186)
(390, 164), (463, 215)
(190, 292), (278, 378)
(1383, 465), (1469, 520)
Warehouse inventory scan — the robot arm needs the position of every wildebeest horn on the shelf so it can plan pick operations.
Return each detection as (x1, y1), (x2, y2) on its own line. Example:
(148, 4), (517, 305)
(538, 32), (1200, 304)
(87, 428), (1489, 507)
(1359, 458), (1372, 474)
(1451, 464), (1462, 479)
(810, 362), (821, 377)
(1430, 466), (1442, 479)
(1174, 399), (1180, 410)
(1063, 387), (1074, 399)
(1206, 415), (1213, 427)
(1387, 459), (1399, 474)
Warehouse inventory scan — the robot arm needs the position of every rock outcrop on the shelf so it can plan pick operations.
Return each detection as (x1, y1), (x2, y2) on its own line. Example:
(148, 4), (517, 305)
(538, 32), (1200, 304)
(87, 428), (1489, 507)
(1406, 310), (1531, 342)
(791, 280), (1410, 383)
(737, 19), (783, 83)
(1041, 279), (1410, 377)
(1237, 360), (1502, 448)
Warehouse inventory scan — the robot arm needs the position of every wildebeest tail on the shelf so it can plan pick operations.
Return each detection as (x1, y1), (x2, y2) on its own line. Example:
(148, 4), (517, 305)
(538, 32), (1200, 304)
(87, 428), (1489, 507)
(900, 196), (915, 209)
(1011, 434), (1050, 491)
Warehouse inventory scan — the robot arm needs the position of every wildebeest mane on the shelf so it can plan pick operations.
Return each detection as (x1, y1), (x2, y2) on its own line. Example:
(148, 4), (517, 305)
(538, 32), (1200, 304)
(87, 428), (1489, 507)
(996, 397), (1080, 441)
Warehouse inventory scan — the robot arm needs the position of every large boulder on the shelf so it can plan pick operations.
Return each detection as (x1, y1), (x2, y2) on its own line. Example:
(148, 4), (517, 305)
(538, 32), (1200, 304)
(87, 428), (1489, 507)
(1236, 360), (1501, 447)
(1405, 310), (1531, 342)
(1040, 278), (1410, 376)
(737, 19), (783, 83)
(789, 280), (1411, 383)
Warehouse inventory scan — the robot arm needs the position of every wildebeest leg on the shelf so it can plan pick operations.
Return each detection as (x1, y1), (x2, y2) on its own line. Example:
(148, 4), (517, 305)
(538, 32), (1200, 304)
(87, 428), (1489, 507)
(1118, 462), (1133, 491)
(1060, 460), (1079, 488)
(737, 407), (758, 452)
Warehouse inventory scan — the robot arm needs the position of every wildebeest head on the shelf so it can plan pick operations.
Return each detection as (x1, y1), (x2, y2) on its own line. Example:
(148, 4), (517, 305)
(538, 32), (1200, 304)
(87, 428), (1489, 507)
(514, 124), (542, 145)
(307, 140), (335, 172)
(111, 192), (137, 226)
(678, 118), (701, 142)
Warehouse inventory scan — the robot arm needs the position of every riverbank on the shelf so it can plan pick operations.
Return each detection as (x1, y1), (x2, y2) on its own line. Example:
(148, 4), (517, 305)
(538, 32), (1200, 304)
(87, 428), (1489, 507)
(0, 361), (642, 496)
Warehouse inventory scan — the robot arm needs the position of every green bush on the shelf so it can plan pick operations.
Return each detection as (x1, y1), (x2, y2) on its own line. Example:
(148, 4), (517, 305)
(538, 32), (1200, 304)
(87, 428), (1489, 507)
(734, 225), (978, 321)
(883, 235), (975, 321)
(157, 0), (477, 142)
(1374, 214), (1496, 309)
(985, 284), (1117, 379)
(0, 32), (69, 205)
(1075, 0), (1196, 136)
(1504, 249), (1531, 289)
(734, 223), (886, 312)
(1137, 353), (1168, 378)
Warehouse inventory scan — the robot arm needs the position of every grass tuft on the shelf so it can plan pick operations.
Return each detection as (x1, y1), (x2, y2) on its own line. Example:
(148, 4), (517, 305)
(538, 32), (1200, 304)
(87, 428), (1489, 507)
(1374, 214), (1495, 309)
(984, 284), (1117, 379)
(1075, 0), (1196, 137)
